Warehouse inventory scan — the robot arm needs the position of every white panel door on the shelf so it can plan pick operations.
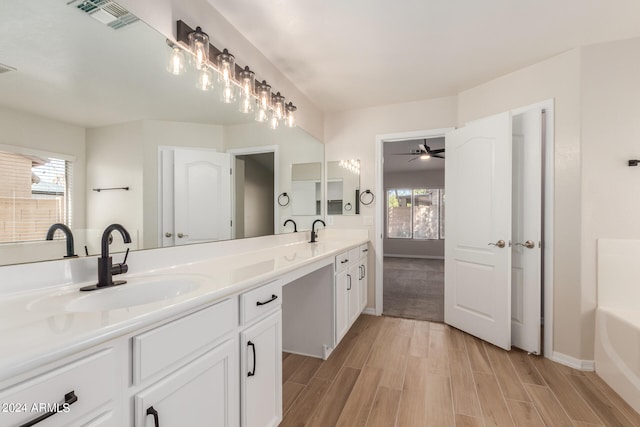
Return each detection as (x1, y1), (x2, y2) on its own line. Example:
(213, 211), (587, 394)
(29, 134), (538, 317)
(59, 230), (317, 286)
(511, 109), (542, 354)
(174, 149), (231, 245)
(444, 112), (513, 350)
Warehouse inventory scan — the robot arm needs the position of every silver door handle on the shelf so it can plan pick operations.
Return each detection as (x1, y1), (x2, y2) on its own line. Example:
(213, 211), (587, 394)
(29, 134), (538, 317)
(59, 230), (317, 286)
(165, 232), (172, 238)
(488, 240), (506, 248)
(177, 233), (188, 238)
(515, 240), (535, 249)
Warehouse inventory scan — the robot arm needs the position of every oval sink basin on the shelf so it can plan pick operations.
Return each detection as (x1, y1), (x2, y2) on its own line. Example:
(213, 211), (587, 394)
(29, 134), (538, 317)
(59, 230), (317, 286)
(66, 276), (203, 312)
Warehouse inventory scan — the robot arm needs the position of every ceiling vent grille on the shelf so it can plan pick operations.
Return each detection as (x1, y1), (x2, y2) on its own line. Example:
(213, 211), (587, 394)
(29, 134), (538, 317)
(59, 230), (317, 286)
(67, 0), (139, 30)
(0, 63), (17, 74)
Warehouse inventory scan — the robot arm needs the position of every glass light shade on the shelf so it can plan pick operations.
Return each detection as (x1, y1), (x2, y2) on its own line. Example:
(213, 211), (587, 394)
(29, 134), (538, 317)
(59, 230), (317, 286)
(166, 46), (186, 75)
(420, 153), (431, 160)
(188, 27), (209, 70)
(196, 67), (213, 91)
(238, 66), (255, 113)
(220, 82), (236, 103)
(269, 111), (280, 130)
(272, 92), (286, 120)
(255, 80), (271, 122)
(285, 102), (297, 127)
(217, 49), (235, 84)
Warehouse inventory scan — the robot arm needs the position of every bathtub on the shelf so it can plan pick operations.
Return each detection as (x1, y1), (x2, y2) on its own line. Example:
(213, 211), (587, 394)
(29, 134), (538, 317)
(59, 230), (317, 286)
(596, 239), (640, 413)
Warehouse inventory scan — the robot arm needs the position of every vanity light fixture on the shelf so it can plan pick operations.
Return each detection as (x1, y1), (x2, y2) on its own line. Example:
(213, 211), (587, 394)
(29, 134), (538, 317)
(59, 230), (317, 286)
(339, 159), (361, 175)
(172, 20), (299, 129)
(285, 102), (297, 128)
(188, 26), (209, 70)
(238, 66), (255, 113)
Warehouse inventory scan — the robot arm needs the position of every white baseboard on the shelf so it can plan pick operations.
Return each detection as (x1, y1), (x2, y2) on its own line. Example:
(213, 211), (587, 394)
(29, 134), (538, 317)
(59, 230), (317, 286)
(362, 307), (377, 315)
(551, 351), (595, 371)
(384, 254), (444, 260)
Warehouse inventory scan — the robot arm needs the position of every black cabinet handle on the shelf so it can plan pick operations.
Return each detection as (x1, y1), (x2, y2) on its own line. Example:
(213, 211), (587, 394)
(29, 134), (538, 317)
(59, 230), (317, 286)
(362, 248), (368, 253)
(248, 341), (256, 377)
(341, 259), (349, 264)
(146, 406), (160, 427)
(347, 274), (352, 290)
(19, 391), (78, 427)
(256, 294), (278, 306)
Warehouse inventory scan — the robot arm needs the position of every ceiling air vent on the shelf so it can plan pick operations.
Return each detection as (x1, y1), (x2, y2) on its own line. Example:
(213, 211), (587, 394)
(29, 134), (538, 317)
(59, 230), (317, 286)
(0, 63), (16, 74)
(67, 0), (139, 30)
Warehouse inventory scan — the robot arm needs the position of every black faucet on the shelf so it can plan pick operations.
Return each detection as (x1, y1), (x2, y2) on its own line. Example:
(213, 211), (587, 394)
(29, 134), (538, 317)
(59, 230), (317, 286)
(283, 219), (297, 232)
(80, 224), (132, 291)
(46, 223), (77, 258)
(310, 219), (326, 243)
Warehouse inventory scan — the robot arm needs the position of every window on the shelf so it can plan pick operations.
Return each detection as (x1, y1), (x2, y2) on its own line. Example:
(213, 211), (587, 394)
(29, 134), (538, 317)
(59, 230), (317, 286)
(387, 188), (445, 240)
(0, 148), (73, 243)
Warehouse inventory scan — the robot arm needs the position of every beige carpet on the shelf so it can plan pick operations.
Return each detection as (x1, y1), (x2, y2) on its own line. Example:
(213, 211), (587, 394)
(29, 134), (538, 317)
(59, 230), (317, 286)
(383, 257), (444, 322)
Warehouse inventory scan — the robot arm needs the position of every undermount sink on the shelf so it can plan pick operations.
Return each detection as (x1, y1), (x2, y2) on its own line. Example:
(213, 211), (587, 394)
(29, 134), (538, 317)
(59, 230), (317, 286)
(28, 275), (205, 313)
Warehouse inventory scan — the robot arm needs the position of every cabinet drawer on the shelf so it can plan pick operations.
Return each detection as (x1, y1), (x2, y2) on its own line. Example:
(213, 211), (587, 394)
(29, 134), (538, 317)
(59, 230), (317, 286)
(240, 280), (282, 326)
(132, 298), (236, 385)
(335, 251), (350, 272)
(0, 349), (115, 427)
(359, 243), (369, 257)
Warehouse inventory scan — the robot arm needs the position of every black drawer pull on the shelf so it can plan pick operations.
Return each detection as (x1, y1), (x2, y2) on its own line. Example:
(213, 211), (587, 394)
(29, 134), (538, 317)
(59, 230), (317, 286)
(340, 259), (349, 264)
(19, 390), (78, 427)
(146, 406), (160, 427)
(248, 341), (256, 377)
(256, 294), (278, 306)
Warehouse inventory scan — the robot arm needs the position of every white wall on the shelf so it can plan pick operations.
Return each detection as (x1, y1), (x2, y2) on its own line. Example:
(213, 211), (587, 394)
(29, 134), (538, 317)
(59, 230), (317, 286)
(580, 37), (640, 357)
(116, 0), (324, 141)
(324, 96), (458, 309)
(384, 169), (445, 258)
(86, 122), (144, 253)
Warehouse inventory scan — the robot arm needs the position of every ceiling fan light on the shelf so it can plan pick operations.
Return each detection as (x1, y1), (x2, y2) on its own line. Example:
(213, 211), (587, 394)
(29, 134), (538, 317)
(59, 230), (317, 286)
(420, 153), (430, 160)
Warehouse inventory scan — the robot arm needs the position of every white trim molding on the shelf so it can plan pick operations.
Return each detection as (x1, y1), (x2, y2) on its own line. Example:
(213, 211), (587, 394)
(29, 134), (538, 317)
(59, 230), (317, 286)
(552, 351), (595, 372)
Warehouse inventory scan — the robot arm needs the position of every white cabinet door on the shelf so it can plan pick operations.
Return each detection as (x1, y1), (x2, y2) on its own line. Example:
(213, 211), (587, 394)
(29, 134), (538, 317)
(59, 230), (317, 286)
(134, 338), (239, 427)
(335, 269), (350, 342)
(347, 264), (360, 326)
(241, 311), (282, 427)
(358, 253), (368, 312)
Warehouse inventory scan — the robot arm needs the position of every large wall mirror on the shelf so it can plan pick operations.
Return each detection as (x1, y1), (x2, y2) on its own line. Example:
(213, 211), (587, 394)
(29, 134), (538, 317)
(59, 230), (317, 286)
(0, 0), (324, 266)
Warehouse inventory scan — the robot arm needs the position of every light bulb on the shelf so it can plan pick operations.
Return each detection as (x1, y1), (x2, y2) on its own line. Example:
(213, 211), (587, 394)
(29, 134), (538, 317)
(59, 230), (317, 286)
(285, 102), (297, 127)
(221, 83), (235, 103)
(255, 107), (268, 122)
(420, 154), (430, 160)
(188, 27), (209, 70)
(196, 68), (213, 91)
(166, 47), (186, 75)
(238, 66), (255, 114)
(269, 112), (279, 130)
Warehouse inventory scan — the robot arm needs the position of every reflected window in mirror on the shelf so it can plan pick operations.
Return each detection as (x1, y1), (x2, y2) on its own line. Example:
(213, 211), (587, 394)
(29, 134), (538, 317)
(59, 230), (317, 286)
(326, 160), (360, 216)
(0, 147), (73, 244)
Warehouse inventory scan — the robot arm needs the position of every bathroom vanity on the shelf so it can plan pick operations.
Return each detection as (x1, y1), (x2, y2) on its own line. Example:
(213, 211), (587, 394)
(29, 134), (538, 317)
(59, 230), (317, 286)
(0, 230), (369, 427)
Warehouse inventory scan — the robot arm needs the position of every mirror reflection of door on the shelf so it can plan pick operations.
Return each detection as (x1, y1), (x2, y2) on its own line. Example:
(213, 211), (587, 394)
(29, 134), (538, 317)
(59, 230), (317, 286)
(160, 147), (232, 246)
(234, 153), (275, 239)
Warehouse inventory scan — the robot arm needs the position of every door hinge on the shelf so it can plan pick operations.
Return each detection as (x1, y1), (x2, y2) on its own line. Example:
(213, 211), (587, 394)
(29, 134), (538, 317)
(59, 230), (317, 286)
(230, 220), (233, 227)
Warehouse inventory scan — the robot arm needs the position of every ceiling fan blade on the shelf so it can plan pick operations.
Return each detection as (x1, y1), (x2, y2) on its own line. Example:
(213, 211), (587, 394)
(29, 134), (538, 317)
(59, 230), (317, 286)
(432, 154), (445, 159)
(408, 156), (420, 162)
(391, 153), (418, 156)
(430, 148), (445, 154)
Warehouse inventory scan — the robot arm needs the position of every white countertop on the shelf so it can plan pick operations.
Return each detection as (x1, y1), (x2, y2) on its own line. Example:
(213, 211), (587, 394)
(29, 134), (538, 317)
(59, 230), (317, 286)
(0, 235), (368, 382)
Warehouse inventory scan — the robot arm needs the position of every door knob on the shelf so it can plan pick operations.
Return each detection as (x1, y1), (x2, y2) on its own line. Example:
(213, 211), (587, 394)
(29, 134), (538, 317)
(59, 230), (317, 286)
(488, 240), (506, 248)
(515, 240), (536, 249)
(164, 232), (172, 238)
(177, 233), (188, 238)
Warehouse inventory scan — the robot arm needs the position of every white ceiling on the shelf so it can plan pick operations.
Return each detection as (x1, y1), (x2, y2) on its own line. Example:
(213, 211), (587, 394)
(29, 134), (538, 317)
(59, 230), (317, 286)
(383, 138), (445, 173)
(206, 0), (640, 112)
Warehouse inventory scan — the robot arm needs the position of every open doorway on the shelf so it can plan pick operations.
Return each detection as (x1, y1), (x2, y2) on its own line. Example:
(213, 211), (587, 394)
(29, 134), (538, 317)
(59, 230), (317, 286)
(382, 136), (446, 322)
(233, 152), (275, 239)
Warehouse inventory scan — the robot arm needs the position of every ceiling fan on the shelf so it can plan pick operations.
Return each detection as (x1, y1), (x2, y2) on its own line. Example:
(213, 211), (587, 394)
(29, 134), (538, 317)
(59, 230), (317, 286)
(393, 140), (445, 162)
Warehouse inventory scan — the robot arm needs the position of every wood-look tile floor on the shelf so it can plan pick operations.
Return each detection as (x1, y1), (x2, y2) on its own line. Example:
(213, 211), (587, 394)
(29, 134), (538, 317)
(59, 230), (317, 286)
(281, 315), (640, 427)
